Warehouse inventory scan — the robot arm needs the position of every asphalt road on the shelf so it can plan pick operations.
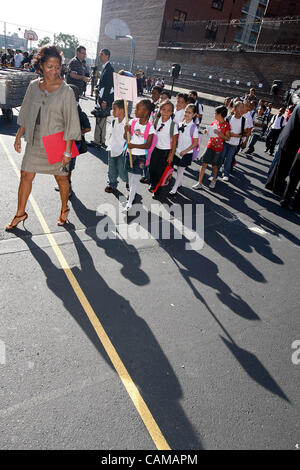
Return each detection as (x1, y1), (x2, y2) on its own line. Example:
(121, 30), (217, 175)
(0, 93), (299, 450)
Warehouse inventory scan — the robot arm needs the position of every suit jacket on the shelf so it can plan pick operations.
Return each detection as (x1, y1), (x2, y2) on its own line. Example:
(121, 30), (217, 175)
(97, 62), (114, 109)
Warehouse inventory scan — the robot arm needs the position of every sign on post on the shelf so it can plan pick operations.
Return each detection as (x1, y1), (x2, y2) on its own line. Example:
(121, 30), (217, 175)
(24, 30), (38, 41)
(113, 72), (138, 102)
(113, 72), (138, 169)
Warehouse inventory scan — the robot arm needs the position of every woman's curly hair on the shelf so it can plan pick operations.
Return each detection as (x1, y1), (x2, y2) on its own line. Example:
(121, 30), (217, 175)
(33, 45), (62, 72)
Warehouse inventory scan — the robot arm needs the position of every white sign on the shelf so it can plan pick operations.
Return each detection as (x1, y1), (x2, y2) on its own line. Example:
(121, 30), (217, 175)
(113, 72), (138, 102)
(206, 124), (218, 138)
(258, 83), (263, 88)
(24, 29), (38, 41)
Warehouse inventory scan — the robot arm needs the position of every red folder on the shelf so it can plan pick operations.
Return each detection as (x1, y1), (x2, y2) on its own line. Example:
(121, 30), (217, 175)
(153, 163), (174, 194)
(42, 131), (79, 165)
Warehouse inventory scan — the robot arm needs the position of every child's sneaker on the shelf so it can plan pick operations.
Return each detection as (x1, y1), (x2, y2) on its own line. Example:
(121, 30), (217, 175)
(208, 176), (214, 181)
(105, 186), (115, 193)
(222, 176), (229, 182)
(169, 187), (177, 195)
(192, 182), (203, 190)
(209, 180), (216, 189)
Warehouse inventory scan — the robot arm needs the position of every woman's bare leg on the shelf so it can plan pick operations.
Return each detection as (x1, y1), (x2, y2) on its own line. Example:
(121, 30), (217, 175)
(54, 175), (70, 212)
(17, 170), (36, 215)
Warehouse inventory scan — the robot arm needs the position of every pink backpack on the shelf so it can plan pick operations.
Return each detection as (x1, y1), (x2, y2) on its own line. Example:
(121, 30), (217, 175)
(130, 119), (157, 167)
(189, 123), (202, 161)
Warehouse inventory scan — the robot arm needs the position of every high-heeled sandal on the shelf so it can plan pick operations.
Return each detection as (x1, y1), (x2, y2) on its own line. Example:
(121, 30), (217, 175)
(5, 212), (28, 231)
(57, 207), (70, 226)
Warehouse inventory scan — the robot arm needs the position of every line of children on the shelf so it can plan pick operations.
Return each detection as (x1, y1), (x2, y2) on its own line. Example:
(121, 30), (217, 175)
(104, 89), (209, 209)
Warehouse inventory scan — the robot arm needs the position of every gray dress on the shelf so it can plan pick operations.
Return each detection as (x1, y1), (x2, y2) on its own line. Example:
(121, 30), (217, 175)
(18, 78), (81, 175)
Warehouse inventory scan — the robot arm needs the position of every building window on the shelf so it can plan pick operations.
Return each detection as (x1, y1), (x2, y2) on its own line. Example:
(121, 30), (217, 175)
(172, 9), (187, 32)
(211, 0), (224, 10)
(205, 20), (219, 39)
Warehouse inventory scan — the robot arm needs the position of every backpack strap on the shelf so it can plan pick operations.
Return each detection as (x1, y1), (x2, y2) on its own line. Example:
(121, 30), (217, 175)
(190, 123), (197, 141)
(130, 119), (138, 136)
(153, 116), (160, 130)
(241, 116), (246, 136)
(143, 121), (152, 141)
(170, 120), (175, 138)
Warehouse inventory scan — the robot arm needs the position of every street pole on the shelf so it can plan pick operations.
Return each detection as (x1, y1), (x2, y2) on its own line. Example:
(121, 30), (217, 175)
(4, 22), (7, 50)
(223, 0), (236, 46)
(116, 35), (135, 73)
(255, 0), (270, 51)
(171, 77), (175, 96)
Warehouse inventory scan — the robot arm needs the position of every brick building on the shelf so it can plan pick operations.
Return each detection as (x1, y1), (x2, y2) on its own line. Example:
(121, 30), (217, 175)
(98, 0), (246, 68)
(98, 0), (167, 69)
(233, 0), (268, 47)
(98, 0), (300, 100)
(160, 0), (245, 45)
(257, 0), (300, 48)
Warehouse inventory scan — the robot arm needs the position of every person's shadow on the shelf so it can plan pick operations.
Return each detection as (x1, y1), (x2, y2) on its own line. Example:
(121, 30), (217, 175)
(70, 193), (149, 286)
(20, 231), (203, 449)
(123, 205), (290, 403)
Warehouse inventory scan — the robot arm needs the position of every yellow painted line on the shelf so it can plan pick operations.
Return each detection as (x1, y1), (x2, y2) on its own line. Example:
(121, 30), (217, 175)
(0, 136), (170, 451)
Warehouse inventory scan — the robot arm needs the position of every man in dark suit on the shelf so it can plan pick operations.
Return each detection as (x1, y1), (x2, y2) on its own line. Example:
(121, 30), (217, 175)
(266, 103), (300, 207)
(90, 49), (114, 148)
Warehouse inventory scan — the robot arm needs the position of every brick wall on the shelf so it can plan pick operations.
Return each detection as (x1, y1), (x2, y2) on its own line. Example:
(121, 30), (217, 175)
(98, 0), (167, 69)
(155, 47), (300, 101)
(161, 0), (244, 44)
(257, 0), (300, 48)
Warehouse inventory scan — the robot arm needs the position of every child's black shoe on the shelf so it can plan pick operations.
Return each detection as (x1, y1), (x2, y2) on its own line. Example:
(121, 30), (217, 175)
(105, 186), (116, 193)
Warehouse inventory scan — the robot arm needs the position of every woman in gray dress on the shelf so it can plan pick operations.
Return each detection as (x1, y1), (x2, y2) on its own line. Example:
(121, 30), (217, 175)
(5, 45), (81, 230)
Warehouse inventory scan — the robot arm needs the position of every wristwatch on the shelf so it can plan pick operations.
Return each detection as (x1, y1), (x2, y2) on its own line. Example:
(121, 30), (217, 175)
(63, 152), (72, 158)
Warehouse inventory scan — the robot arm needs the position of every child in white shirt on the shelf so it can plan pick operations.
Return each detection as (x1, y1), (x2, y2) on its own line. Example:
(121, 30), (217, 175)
(105, 100), (128, 193)
(123, 99), (155, 211)
(170, 104), (199, 195)
(149, 100), (178, 198)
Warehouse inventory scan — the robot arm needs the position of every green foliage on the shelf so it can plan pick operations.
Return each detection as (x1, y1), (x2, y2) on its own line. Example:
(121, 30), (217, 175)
(38, 36), (52, 47)
(53, 33), (80, 59)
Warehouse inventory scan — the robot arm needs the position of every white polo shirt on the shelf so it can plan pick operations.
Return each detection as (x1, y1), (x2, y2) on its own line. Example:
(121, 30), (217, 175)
(107, 118), (126, 157)
(155, 117), (178, 150)
(271, 114), (286, 130)
(244, 111), (254, 128)
(174, 109), (185, 125)
(176, 121), (198, 156)
(228, 115), (251, 146)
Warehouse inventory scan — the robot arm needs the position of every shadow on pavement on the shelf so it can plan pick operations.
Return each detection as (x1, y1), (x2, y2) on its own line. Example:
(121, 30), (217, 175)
(20, 232), (203, 450)
(0, 115), (18, 136)
(220, 336), (290, 402)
